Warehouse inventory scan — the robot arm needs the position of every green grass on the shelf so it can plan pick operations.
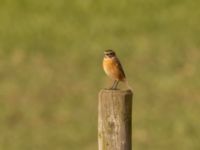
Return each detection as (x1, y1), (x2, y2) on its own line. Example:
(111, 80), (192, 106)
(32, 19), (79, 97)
(0, 0), (200, 149)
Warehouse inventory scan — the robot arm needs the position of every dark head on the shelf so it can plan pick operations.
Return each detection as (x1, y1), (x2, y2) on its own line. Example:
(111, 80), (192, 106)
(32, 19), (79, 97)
(104, 49), (116, 58)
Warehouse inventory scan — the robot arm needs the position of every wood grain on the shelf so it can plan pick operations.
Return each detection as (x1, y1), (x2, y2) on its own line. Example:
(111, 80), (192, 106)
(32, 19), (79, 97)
(98, 89), (133, 150)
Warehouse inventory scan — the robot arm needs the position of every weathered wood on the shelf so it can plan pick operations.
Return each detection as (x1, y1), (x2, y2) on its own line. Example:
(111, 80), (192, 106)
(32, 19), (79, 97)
(98, 89), (133, 150)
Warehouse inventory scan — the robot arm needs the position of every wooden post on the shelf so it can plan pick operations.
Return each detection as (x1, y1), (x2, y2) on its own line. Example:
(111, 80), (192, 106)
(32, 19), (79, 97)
(98, 89), (133, 150)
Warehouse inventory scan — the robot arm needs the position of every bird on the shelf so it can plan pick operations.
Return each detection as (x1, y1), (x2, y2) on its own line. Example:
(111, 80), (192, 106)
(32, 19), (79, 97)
(103, 49), (132, 90)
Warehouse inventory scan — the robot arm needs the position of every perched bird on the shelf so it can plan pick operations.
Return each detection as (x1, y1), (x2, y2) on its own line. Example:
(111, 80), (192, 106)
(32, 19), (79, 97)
(103, 49), (131, 90)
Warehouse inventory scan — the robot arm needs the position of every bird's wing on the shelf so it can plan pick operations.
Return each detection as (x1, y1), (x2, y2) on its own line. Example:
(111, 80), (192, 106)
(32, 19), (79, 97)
(115, 57), (126, 79)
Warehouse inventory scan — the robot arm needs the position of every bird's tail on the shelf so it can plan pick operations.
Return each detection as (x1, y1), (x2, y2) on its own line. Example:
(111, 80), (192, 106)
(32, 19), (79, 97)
(124, 79), (133, 92)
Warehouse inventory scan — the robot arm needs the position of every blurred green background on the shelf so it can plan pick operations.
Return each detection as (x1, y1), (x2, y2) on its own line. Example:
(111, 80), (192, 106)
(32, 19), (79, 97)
(0, 0), (200, 149)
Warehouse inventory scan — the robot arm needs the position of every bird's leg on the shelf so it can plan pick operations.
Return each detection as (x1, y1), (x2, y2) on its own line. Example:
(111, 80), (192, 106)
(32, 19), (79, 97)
(110, 80), (117, 90)
(113, 80), (119, 90)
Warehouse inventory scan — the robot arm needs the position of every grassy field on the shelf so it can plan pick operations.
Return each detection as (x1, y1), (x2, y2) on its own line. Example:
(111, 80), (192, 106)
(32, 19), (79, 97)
(0, 0), (200, 149)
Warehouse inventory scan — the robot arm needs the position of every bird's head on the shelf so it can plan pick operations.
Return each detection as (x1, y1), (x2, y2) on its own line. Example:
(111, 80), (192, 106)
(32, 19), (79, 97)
(104, 49), (116, 58)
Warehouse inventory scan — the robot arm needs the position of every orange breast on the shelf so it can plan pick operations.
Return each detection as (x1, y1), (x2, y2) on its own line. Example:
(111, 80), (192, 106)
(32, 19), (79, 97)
(103, 58), (125, 81)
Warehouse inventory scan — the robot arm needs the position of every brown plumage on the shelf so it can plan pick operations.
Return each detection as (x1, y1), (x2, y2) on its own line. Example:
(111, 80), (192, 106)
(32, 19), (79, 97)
(103, 49), (127, 89)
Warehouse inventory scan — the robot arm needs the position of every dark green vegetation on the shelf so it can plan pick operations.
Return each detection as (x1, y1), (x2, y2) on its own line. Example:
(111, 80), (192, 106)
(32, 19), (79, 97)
(0, 0), (200, 149)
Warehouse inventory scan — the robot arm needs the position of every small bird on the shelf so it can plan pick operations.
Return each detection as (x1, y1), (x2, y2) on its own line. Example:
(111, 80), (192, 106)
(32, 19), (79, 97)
(103, 49), (131, 90)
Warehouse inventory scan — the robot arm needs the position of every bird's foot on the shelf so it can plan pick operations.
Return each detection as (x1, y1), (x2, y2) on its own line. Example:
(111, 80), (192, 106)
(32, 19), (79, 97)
(107, 87), (119, 90)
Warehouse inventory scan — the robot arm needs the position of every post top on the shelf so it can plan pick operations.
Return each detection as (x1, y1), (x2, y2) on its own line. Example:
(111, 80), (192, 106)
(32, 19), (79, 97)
(99, 89), (133, 95)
